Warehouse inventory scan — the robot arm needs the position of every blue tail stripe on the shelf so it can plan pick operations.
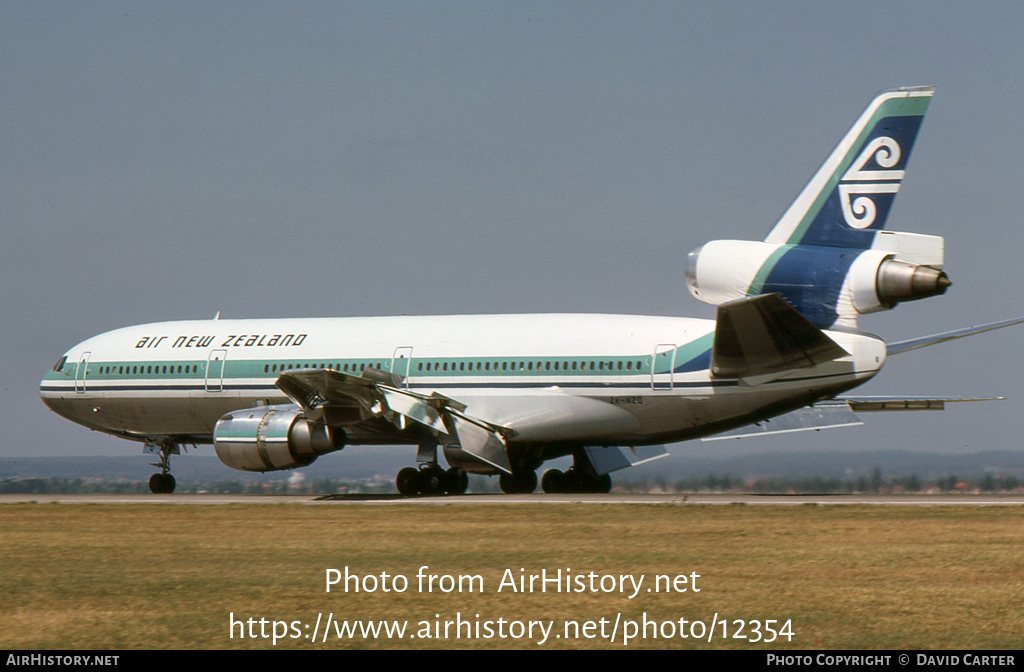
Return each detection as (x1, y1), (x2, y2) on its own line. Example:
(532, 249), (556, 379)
(760, 246), (859, 328)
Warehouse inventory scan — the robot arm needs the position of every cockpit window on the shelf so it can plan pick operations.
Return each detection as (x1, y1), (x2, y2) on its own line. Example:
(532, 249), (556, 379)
(53, 356), (67, 373)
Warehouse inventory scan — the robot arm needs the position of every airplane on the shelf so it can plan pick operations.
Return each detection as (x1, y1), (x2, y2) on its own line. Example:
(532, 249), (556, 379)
(39, 86), (1022, 495)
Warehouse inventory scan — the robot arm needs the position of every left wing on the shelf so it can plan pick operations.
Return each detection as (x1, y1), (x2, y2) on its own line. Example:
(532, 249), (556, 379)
(275, 368), (515, 473)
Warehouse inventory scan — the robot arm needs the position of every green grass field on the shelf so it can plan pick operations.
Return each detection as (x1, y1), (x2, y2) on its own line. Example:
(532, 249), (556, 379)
(1, 502), (1022, 649)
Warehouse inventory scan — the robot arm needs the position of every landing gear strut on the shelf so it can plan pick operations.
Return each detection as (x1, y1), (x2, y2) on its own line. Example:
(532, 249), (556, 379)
(148, 442), (178, 494)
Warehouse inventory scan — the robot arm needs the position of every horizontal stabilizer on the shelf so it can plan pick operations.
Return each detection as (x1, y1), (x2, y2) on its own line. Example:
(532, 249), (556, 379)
(583, 445), (670, 476)
(886, 317), (1024, 355)
(711, 294), (849, 379)
(702, 401), (862, 442)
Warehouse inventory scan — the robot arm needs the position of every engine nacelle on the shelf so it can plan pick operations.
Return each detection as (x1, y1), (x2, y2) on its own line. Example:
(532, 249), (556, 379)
(685, 235), (948, 327)
(845, 250), (951, 314)
(214, 405), (346, 472)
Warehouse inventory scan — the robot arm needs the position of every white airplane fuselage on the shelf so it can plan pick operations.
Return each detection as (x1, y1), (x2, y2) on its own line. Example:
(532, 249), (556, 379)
(40, 313), (886, 462)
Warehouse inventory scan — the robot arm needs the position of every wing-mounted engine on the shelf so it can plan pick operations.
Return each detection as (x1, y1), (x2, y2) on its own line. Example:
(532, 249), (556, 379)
(685, 232), (949, 329)
(213, 405), (346, 472)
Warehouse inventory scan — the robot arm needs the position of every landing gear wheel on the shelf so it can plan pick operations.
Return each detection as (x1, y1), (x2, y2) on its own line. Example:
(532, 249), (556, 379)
(518, 470), (538, 494)
(443, 467), (469, 495)
(561, 468), (582, 493)
(559, 469), (611, 493)
(396, 467), (420, 496)
(417, 464), (445, 496)
(541, 469), (565, 494)
(500, 470), (538, 494)
(149, 473), (176, 494)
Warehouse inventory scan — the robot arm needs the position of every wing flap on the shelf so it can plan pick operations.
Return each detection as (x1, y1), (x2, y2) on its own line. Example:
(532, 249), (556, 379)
(840, 396), (1004, 412)
(440, 413), (512, 474)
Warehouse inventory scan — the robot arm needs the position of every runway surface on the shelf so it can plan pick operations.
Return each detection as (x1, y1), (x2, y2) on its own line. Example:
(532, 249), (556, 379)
(3, 493), (1024, 505)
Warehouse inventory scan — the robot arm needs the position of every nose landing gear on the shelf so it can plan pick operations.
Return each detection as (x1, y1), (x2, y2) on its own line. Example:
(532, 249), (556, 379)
(147, 441), (179, 494)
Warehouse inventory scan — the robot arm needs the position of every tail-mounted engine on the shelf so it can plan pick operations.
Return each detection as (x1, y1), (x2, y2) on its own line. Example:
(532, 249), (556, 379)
(685, 231), (949, 329)
(214, 405), (346, 472)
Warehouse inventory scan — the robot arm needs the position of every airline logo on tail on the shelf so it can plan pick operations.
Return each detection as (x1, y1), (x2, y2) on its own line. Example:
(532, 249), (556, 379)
(839, 136), (905, 229)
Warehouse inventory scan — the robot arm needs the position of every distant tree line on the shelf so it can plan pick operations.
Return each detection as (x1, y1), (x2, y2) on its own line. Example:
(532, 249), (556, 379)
(0, 477), (393, 495)
(628, 468), (1023, 494)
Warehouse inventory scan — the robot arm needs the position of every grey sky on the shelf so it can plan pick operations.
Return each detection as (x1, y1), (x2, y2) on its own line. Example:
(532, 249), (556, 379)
(3, 2), (1023, 460)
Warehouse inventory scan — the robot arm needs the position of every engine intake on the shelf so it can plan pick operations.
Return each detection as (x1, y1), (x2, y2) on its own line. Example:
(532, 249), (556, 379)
(214, 405), (346, 472)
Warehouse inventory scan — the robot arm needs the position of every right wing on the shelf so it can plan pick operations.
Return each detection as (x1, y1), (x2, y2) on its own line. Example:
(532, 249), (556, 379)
(886, 317), (1024, 355)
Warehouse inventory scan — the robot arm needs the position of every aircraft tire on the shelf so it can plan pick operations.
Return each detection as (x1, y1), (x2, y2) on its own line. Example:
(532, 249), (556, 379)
(560, 469), (583, 493)
(418, 464), (445, 495)
(396, 467), (420, 496)
(443, 467), (469, 495)
(500, 470), (537, 494)
(519, 470), (538, 494)
(148, 473), (176, 494)
(498, 473), (517, 494)
(541, 469), (565, 493)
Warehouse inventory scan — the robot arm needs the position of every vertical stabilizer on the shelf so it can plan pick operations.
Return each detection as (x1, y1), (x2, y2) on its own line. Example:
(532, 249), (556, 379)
(764, 86), (933, 249)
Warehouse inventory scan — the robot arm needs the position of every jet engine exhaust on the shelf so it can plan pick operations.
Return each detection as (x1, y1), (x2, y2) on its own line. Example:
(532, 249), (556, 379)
(876, 259), (951, 306)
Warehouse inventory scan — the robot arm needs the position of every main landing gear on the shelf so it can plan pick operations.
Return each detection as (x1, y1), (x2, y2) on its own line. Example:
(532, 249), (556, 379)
(541, 452), (613, 493)
(147, 442), (178, 494)
(540, 468), (612, 493)
(395, 463), (469, 496)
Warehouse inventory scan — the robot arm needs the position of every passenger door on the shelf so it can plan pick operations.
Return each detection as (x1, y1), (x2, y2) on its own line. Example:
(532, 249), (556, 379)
(391, 347), (413, 389)
(651, 344), (676, 390)
(206, 349), (227, 392)
(74, 352), (91, 394)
